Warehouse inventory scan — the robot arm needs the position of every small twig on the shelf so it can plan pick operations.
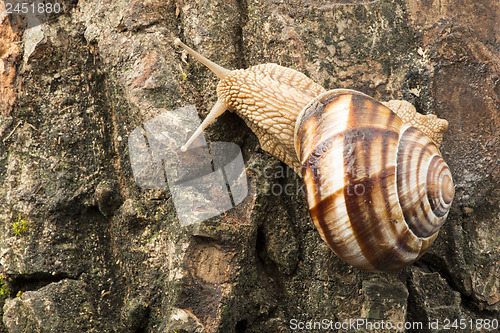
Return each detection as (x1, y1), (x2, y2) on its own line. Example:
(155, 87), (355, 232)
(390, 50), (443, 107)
(34, 184), (43, 195)
(25, 122), (38, 131)
(2, 121), (22, 143)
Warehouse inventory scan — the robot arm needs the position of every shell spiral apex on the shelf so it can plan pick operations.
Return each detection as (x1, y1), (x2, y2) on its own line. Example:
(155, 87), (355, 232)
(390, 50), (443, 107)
(174, 39), (454, 272)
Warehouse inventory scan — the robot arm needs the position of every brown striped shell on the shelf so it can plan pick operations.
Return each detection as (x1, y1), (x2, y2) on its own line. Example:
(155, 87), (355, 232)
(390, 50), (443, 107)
(294, 89), (454, 271)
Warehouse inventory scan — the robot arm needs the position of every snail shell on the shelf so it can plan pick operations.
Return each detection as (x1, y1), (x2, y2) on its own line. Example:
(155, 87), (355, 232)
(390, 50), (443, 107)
(174, 39), (454, 271)
(295, 89), (454, 271)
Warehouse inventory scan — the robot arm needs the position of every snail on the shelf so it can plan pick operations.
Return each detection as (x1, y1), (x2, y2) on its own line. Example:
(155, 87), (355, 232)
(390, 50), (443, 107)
(174, 38), (454, 272)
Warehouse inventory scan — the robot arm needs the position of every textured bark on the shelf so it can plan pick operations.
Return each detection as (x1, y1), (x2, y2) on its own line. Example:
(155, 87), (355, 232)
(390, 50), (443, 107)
(0, 2), (20, 118)
(0, 0), (498, 332)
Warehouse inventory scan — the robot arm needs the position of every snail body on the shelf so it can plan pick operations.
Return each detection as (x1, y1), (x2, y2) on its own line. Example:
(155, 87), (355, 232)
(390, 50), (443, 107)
(174, 38), (454, 272)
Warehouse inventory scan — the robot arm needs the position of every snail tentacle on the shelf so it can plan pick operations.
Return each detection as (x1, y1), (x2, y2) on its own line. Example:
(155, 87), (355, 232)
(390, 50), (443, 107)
(174, 38), (231, 79)
(181, 99), (229, 152)
(174, 39), (233, 151)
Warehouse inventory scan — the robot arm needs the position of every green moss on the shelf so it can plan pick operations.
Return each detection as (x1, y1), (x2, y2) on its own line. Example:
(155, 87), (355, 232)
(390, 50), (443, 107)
(12, 214), (29, 236)
(17, 109), (31, 118)
(0, 280), (9, 297)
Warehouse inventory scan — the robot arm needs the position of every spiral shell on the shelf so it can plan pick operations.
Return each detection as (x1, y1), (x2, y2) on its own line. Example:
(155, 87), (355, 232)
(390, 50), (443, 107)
(294, 89), (454, 271)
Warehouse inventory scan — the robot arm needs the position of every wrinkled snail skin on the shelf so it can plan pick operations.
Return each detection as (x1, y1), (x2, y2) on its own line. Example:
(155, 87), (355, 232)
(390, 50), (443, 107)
(174, 38), (325, 171)
(174, 38), (455, 272)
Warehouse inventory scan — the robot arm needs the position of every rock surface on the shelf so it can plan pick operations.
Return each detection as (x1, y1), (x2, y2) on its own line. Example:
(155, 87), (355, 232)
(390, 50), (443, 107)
(0, 0), (498, 332)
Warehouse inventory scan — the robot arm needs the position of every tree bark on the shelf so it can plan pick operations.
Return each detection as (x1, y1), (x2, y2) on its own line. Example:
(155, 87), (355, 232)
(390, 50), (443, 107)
(0, 0), (498, 332)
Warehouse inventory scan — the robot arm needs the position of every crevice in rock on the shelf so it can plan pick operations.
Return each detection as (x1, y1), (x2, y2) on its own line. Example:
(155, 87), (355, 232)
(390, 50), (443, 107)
(234, 318), (248, 332)
(8, 272), (78, 297)
(405, 274), (430, 333)
(458, 289), (499, 317)
(422, 259), (500, 316)
(254, 225), (283, 295)
(234, 0), (249, 69)
(255, 226), (266, 264)
(134, 305), (151, 333)
(405, 264), (499, 333)
(101, 63), (134, 204)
